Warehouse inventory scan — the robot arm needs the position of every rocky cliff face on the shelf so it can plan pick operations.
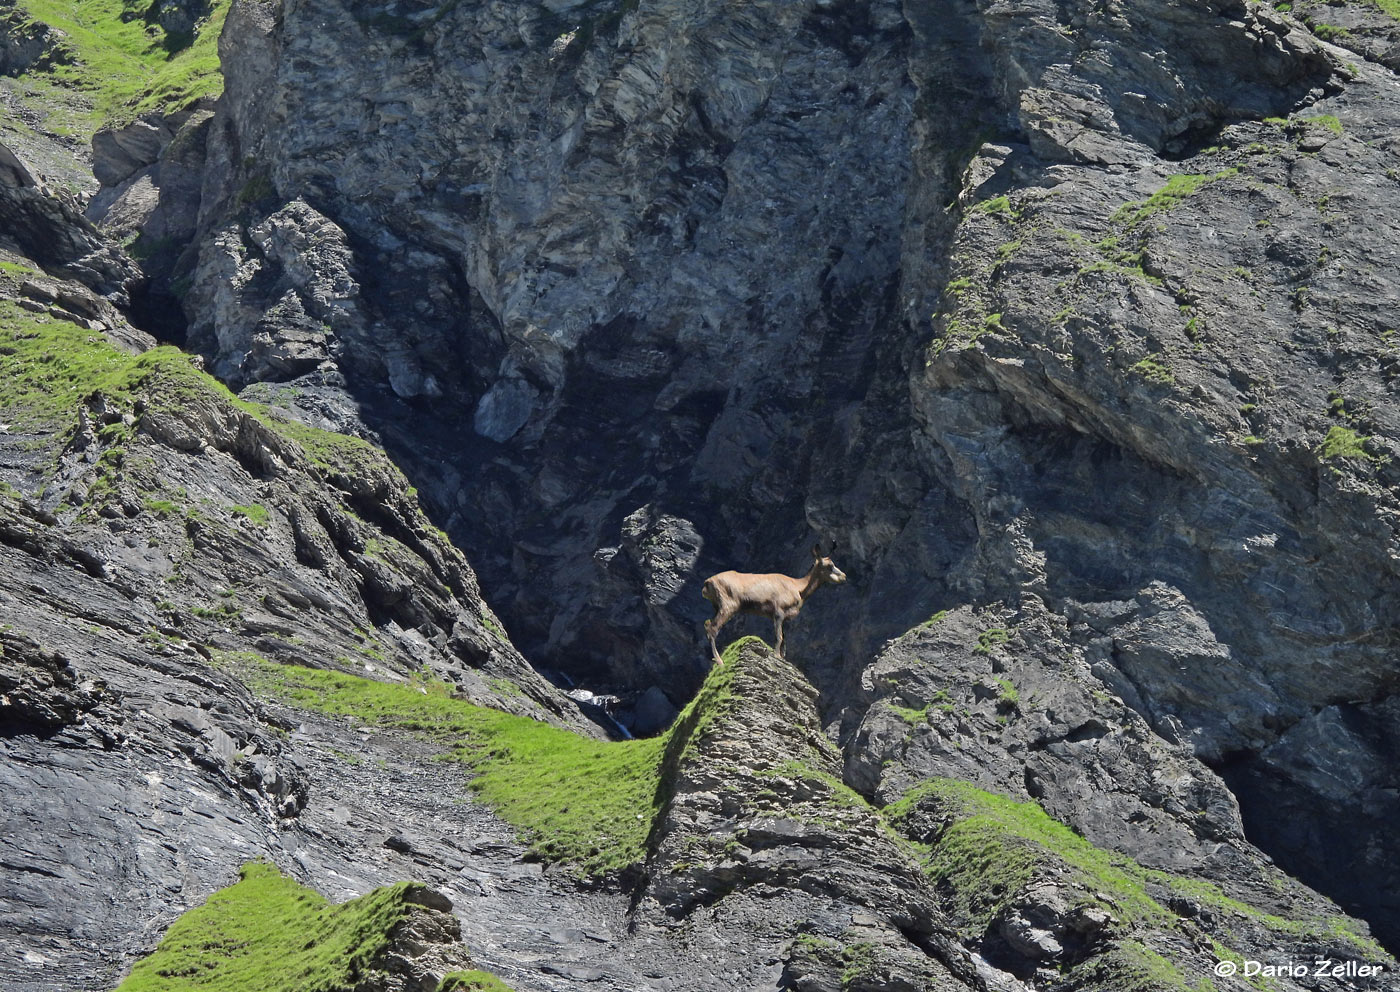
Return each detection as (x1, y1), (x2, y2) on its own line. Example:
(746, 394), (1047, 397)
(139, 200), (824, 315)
(118, 0), (1400, 948)
(4, 0), (1400, 986)
(0, 161), (595, 986)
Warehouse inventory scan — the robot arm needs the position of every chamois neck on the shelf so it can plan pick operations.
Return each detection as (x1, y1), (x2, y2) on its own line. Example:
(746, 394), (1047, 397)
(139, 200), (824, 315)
(799, 564), (823, 599)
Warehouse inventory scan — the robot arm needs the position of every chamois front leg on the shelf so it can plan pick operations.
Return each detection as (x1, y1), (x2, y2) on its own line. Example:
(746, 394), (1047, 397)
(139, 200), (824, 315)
(705, 602), (737, 666)
(773, 615), (786, 659)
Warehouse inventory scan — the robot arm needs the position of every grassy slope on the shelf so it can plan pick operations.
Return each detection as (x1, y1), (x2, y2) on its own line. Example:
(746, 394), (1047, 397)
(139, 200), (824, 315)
(115, 863), (419, 992)
(0, 298), (191, 429)
(229, 638), (748, 878)
(0, 303), (742, 881)
(114, 862), (516, 992)
(0, 298), (380, 460)
(884, 778), (1388, 989)
(9, 0), (227, 131)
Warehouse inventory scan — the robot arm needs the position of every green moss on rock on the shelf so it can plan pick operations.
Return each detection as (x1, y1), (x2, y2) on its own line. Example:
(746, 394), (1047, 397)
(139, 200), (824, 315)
(883, 778), (1386, 963)
(886, 778), (1167, 937)
(1318, 425), (1377, 462)
(1111, 171), (1237, 229)
(0, 304), (429, 497)
(115, 862), (430, 992)
(1066, 939), (1195, 992)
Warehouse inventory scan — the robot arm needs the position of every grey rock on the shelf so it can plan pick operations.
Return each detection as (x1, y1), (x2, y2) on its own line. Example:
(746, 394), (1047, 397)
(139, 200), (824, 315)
(0, 5), (70, 76)
(629, 685), (676, 737)
(1286, 0), (1400, 72)
(845, 603), (1248, 871)
(0, 141), (140, 302)
(186, 199), (370, 386)
(639, 640), (979, 991)
(11, 0), (1400, 980)
(473, 377), (538, 442)
(92, 119), (176, 188)
(0, 630), (105, 733)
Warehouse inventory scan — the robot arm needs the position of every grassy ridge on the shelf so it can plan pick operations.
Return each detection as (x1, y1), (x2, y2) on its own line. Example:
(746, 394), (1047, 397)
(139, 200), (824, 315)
(0, 302), (392, 467)
(114, 862), (517, 992)
(115, 863), (423, 992)
(884, 778), (1387, 971)
(230, 640), (750, 878)
(13, 0), (228, 125)
(0, 299), (197, 430)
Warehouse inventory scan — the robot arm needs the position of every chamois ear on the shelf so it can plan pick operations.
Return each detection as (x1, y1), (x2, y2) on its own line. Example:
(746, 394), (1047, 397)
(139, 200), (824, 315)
(811, 543), (822, 559)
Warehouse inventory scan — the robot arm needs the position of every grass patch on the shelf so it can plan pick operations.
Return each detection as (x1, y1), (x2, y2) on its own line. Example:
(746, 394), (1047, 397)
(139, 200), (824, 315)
(993, 676), (1019, 709)
(970, 194), (1021, 220)
(883, 779), (1386, 961)
(486, 675), (525, 699)
(13, 0), (229, 126)
(242, 406), (390, 476)
(1067, 939), (1195, 992)
(1304, 114), (1343, 136)
(0, 260), (42, 279)
(1130, 354), (1175, 385)
(228, 640), (755, 878)
(0, 302), (419, 491)
(1307, 22), (1349, 41)
(231, 503), (269, 526)
(1111, 171), (1237, 229)
(0, 300), (207, 431)
(1318, 425), (1377, 462)
(115, 861), (434, 992)
(889, 702), (931, 726)
(884, 779), (1167, 938)
(973, 627), (1011, 655)
(440, 972), (518, 992)
(244, 657), (665, 876)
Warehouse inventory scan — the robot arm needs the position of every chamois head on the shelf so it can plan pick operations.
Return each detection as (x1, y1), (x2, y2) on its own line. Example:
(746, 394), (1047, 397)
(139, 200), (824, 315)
(811, 543), (847, 586)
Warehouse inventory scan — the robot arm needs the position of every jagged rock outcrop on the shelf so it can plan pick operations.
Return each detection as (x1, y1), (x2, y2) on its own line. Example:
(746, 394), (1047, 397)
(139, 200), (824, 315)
(841, 607), (1393, 986)
(635, 638), (982, 991)
(0, 140), (139, 302)
(842, 603), (1247, 869)
(636, 639), (1393, 991)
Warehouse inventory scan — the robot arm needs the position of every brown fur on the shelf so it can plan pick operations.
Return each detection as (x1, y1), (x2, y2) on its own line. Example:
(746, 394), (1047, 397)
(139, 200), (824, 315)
(701, 544), (846, 665)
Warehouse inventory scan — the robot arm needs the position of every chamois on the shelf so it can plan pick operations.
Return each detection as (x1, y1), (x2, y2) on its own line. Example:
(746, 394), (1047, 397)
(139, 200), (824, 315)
(701, 543), (847, 665)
